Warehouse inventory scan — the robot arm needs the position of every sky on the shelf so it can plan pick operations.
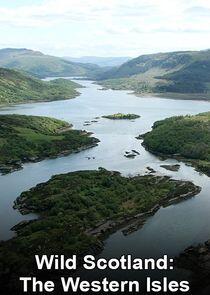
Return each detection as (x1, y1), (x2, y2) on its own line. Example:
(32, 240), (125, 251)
(0, 0), (210, 57)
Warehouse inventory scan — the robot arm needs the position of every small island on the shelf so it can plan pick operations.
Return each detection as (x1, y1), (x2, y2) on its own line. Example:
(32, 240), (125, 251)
(102, 113), (140, 120)
(0, 168), (200, 292)
(161, 164), (180, 172)
(0, 114), (99, 174)
(141, 112), (210, 176)
(124, 150), (140, 158)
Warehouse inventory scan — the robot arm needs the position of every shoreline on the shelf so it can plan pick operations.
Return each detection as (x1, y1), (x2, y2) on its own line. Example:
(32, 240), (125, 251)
(0, 77), (86, 108)
(85, 179), (201, 240)
(13, 177), (199, 281)
(138, 137), (210, 177)
(0, 141), (99, 175)
(7, 174), (201, 288)
(97, 84), (210, 101)
(134, 92), (210, 101)
(0, 91), (81, 109)
(12, 175), (201, 250)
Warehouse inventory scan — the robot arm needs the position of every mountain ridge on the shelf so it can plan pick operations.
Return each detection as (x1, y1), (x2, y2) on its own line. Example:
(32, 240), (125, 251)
(0, 48), (100, 78)
(98, 49), (210, 96)
(63, 56), (131, 67)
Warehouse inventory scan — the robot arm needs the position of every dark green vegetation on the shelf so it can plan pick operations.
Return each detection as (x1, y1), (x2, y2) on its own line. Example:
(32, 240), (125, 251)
(102, 113), (140, 120)
(0, 169), (199, 292)
(176, 240), (210, 294)
(0, 68), (81, 104)
(0, 114), (99, 173)
(142, 112), (210, 176)
(0, 48), (101, 78)
(98, 50), (210, 97)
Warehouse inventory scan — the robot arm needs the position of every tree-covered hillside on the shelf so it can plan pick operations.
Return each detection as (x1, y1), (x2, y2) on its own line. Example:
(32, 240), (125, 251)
(98, 50), (210, 96)
(0, 68), (82, 104)
(99, 51), (192, 79)
(142, 112), (210, 175)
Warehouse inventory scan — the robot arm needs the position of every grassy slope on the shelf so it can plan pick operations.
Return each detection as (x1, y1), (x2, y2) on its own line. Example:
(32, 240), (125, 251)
(0, 68), (81, 104)
(142, 112), (210, 176)
(98, 50), (210, 96)
(0, 114), (99, 171)
(0, 169), (199, 292)
(0, 48), (100, 78)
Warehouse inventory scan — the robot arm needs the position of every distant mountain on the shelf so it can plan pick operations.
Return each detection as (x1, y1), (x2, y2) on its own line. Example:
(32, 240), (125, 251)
(0, 48), (100, 78)
(0, 67), (81, 104)
(63, 56), (131, 67)
(98, 50), (210, 96)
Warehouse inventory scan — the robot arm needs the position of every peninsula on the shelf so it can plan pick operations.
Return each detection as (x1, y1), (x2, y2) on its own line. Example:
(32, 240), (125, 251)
(0, 114), (99, 174)
(0, 68), (81, 105)
(141, 112), (210, 176)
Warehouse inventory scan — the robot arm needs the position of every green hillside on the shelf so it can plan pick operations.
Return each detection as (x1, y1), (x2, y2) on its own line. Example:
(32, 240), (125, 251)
(98, 50), (210, 96)
(142, 112), (210, 176)
(0, 48), (100, 78)
(0, 114), (99, 174)
(0, 68), (81, 104)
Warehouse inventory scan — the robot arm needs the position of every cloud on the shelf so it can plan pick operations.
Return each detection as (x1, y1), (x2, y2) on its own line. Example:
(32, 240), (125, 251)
(0, 0), (181, 27)
(0, 0), (210, 56)
(0, 0), (208, 31)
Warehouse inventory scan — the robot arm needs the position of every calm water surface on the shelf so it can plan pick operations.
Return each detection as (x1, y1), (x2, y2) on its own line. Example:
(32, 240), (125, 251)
(0, 80), (210, 281)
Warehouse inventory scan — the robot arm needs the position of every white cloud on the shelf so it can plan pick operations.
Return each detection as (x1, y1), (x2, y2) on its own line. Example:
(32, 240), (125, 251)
(0, 0), (210, 56)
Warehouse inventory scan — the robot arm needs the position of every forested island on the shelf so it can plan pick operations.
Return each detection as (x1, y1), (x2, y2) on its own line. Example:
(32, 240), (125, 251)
(102, 113), (140, 120)
(0, 168), (200, 292)
(141, 112), (210, 176)
(0, 114), (99, 174)
(0, 68), (81, 104)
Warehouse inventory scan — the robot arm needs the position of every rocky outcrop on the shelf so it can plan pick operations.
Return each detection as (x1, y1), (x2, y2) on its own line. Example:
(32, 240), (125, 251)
(146, 166), (156, 174)
(124, 150), (140, 158)
(161, 164), (180, 171)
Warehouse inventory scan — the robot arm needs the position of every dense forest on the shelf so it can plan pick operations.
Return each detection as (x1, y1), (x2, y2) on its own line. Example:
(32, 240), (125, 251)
(142, 112), (210, 176)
